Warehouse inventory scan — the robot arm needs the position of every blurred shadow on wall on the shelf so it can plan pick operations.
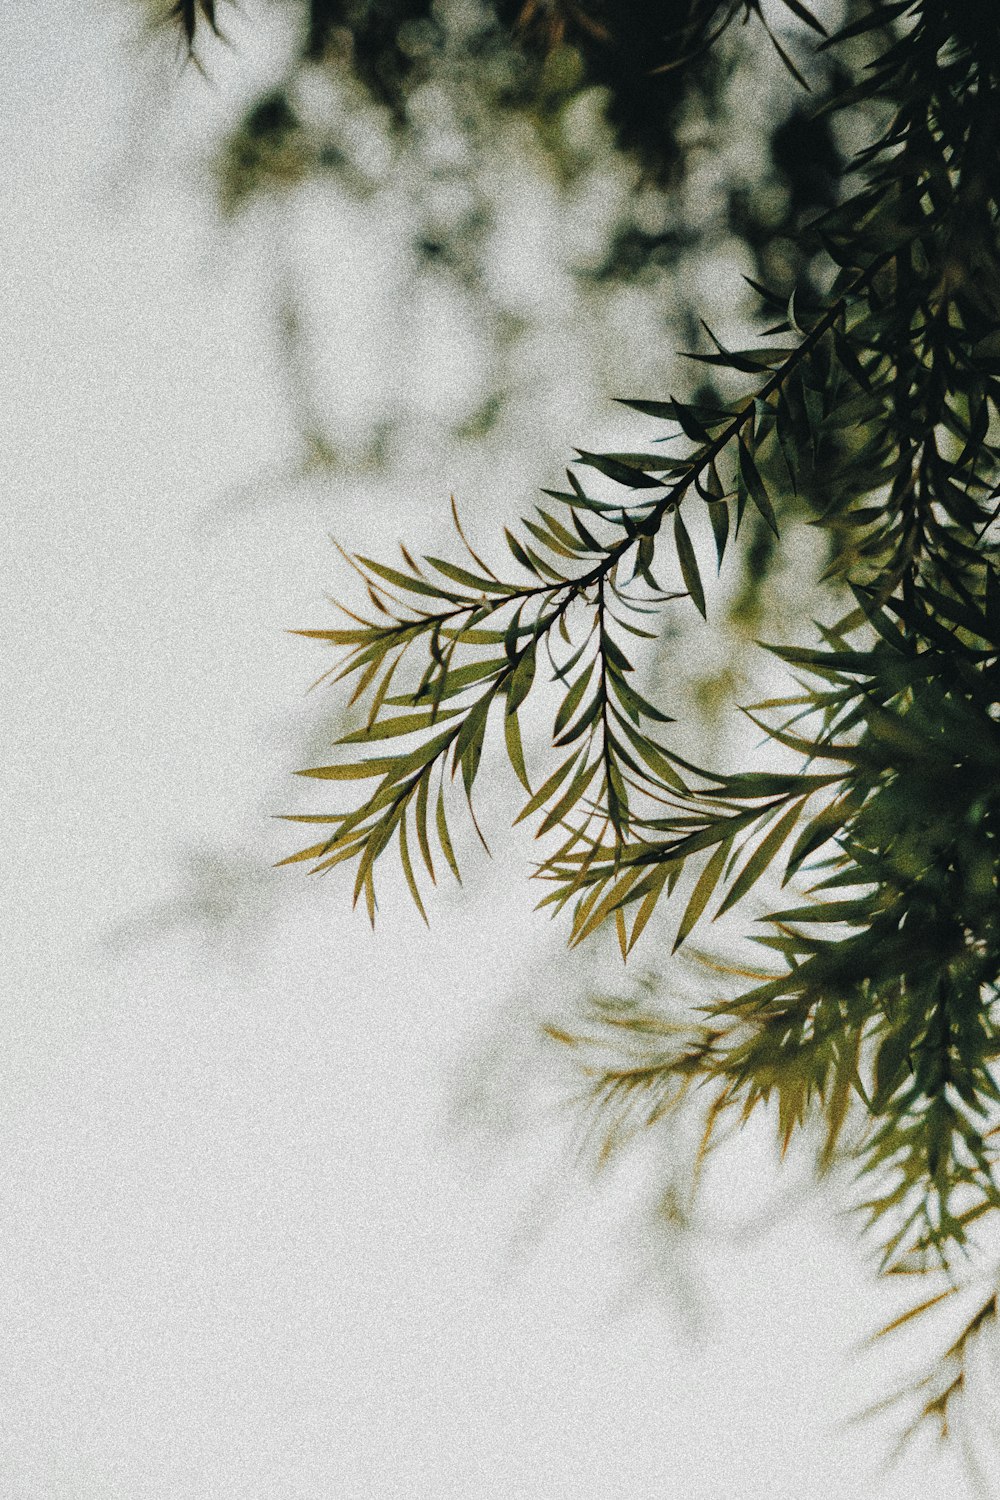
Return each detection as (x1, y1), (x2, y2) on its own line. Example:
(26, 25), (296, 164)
(114, 0), (846, 1289)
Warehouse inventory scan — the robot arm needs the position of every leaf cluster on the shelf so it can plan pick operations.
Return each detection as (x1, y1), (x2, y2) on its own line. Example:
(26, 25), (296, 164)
(283, 0), (1000, 1456)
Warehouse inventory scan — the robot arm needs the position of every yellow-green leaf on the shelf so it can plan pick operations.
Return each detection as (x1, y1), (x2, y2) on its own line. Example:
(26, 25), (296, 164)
(514, 750), (583, 825)
(436, 790), (461, 883)
(398, 815), (429, 925)
(715, 799), (805, 919)
(504, 707), (531, 793)
(674, 840), (730, 951)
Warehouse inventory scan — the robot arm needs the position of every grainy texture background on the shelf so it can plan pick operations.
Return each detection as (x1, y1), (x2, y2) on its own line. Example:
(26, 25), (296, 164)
(0, 2), (978, 1494)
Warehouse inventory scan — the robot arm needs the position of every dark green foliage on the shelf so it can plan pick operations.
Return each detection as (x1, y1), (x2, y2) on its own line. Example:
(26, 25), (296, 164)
(167, 0), (220, 51)
(303, 0), (438, 114)
(204, 0), (855, 337)
(494, 0), (731, 178)
(283, 0), (1000, 1453)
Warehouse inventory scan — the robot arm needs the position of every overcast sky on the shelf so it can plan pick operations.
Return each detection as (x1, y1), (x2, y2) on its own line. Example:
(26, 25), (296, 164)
(1, 3), (987, 1495)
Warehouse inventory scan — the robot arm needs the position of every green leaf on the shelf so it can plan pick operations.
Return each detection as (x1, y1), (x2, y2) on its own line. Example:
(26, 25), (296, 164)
(297, 757), (401, 780)
(707, 496), (731, 571)
(720, 771), (841, 799)
(453, 693), (491, 767)
(674, 509), (706, 617)
(872, 1028), (913, 1110)
(663, 804), (775, 863)
(628, 866), (682, 953)
(507, 650), (537, 713)
(871, 1287), (962, 1342)
(406, 658), (508, 705)
(339, 707), (462, 742)
(674, 840), (730, 951)
(762, 23), (811, 90)
(398, 814), (429, 924)
(606, 759), (630, 833)
(598, 452), (690, 475)
(784, 788), (856, 880)
(504, 706), (531, 793)
(505, 528), (540, 575)
(424, 557), (513, 594)
(291, 627), (376, 645)
(275, 838), (340, 867)
(613, 717), (687, 791)
(569, 509), (602, 551)
(738, 438), (779, 537)
(352, 805), (403, 908)
(600, 632), (634, 674)
(436, 791), (461, 883)
(685, 328), (796, 373)
(615, 397), (729, 430)
(362, 868), (376, 926)
(535, 507), (592, 552)
(715, 799), (806, 918)
(514, 750), (584, 825)
(554, 663), (596, 736)
(743, 710), (861, 762)
(553, 687), (603, 747)
(765, 899), (869, 925)
(356, 556), (462, 601)
(523, 516), (578, 559)
(575, 450), (664, 489)
(415, 772), (436, 882)
(537, 756), (601, 835)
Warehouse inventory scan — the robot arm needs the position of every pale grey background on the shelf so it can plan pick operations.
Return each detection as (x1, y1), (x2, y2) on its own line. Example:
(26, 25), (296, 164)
(1, 1), (983, 1494)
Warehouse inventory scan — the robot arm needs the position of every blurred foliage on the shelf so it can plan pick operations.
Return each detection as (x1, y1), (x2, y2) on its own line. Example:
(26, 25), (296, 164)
(158, 0), (861, 638)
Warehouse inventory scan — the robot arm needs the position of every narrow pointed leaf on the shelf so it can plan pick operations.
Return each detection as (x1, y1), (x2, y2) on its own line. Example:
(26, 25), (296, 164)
(715, 799), (806, 918)
(674, 509), (706, 617)
(398, 815), (429, 924)
(436, 791), (461, 883)
(738, 438), (779, 536)
(674, 839), (730, 951)
(514, 750), (584, 825)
